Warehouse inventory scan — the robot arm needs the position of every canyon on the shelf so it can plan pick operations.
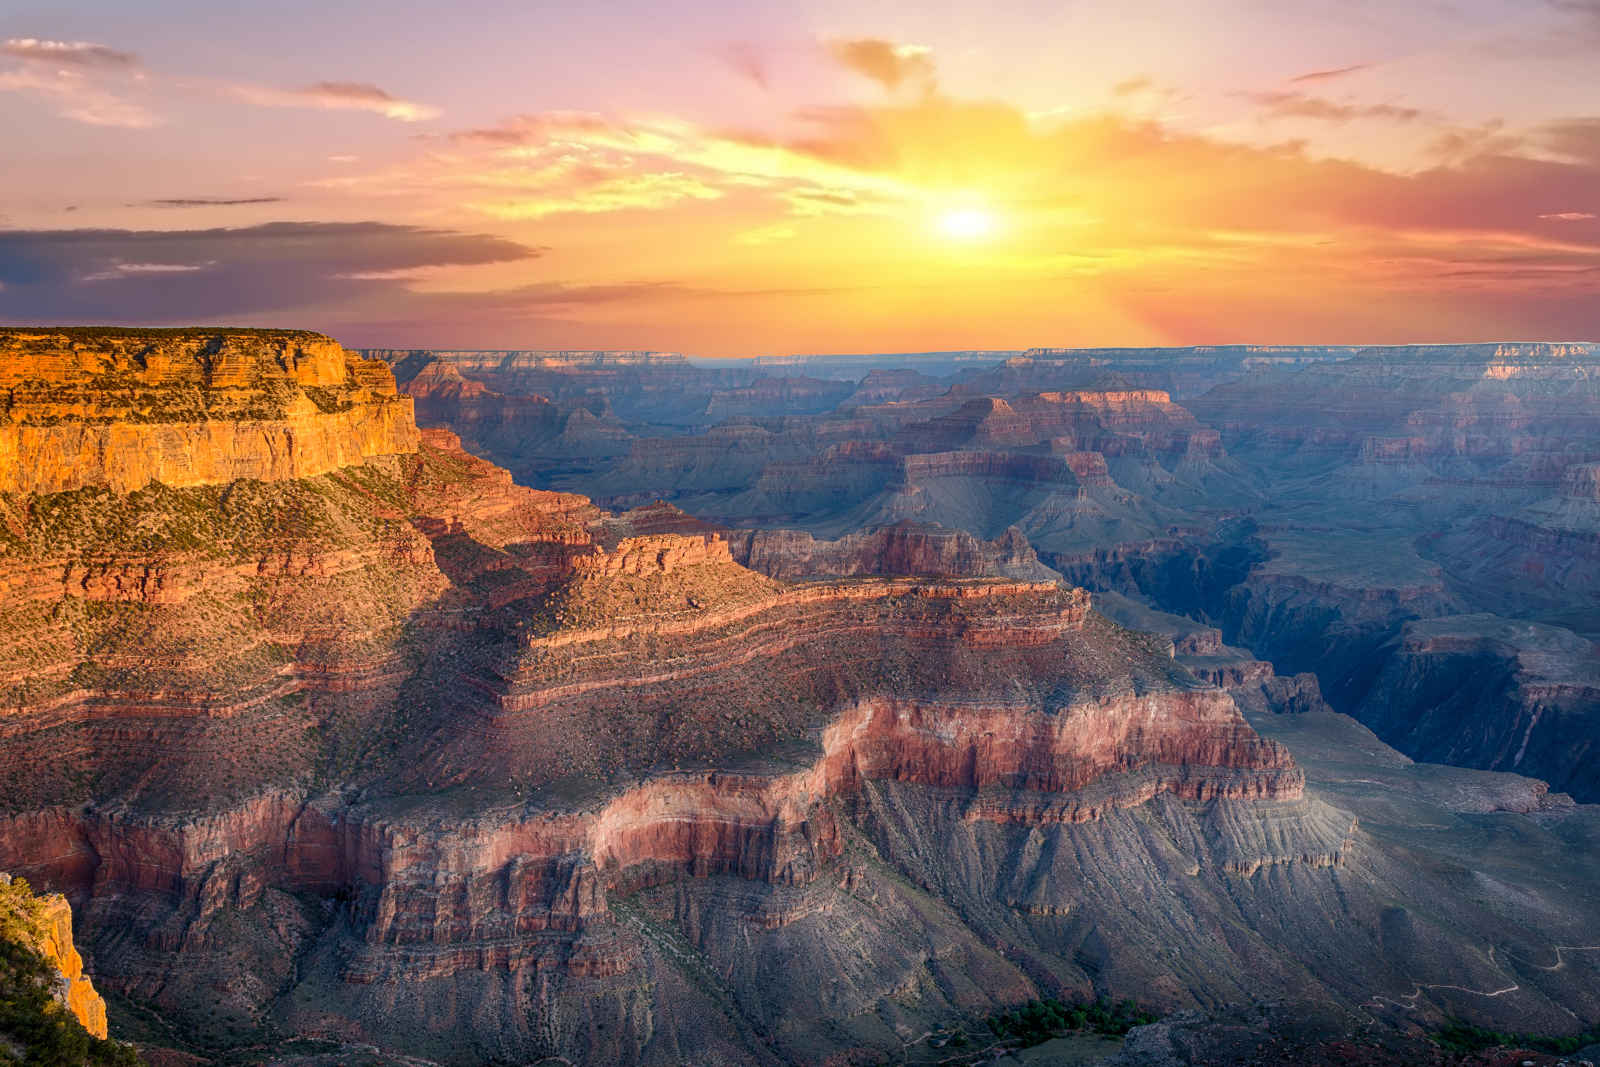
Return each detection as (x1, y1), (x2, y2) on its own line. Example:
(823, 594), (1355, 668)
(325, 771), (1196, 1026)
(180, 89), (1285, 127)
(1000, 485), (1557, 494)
(0, 331), (1597, 1064)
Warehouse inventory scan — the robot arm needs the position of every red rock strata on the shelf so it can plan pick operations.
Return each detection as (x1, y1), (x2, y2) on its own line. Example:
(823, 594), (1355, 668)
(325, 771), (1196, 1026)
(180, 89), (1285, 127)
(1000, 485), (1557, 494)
(0, 676), (1300, 974)
(0, 329), (1336, 1064)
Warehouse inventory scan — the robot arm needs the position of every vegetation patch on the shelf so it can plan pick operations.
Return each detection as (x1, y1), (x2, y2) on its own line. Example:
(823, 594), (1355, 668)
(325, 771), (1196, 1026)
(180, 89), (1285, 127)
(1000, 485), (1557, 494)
(987, 996), (1159, 1046)
(1434, 1018), (1600, 1056)
(0, 878), (141, 1066)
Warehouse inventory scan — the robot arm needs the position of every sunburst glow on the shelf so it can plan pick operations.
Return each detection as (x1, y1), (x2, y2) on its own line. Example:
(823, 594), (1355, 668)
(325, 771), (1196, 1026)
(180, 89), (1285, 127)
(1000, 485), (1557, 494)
(936, 207), (996, 240)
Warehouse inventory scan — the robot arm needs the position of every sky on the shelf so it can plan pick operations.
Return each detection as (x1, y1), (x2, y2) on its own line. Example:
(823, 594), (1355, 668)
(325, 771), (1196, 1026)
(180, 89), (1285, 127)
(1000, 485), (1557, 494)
(1, 0), (1599, 355)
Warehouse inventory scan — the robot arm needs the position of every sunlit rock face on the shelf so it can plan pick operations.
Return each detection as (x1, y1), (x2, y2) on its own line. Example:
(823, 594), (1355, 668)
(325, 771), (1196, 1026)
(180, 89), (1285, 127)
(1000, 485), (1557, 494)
(0, 328), (418, 495)
(0, 872), (109, 1040)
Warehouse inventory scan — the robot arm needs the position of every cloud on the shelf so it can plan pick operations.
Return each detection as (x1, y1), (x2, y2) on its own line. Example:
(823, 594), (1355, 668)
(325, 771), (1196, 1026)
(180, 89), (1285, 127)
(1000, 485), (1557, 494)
(1426, 120), (1523, 163)
(471, 172), (723, 219)
(1546, 0), (1600, 23)
(0, 221), (538, 323)
(374, 110), (908, 222)
(291, 73), (1600, 350)
(1538, 117), (1600, 164)
(718, 42), (769, 90)
(141, 197), (286, 208)
(1243, 90), (1424, 123)
(231, 80), (440, 122)
(826, 38), (935, 92)
(2, 40), (437, 128)
(0, 35), (155, 127)
(2, 38), (138, 68)
(1111, 77), (1154, 97)
(1288, 63), (1371, 84)
(450, 110), (619, 146)
(1540, 210), (1597, 220)
(0, 66), (156, 127)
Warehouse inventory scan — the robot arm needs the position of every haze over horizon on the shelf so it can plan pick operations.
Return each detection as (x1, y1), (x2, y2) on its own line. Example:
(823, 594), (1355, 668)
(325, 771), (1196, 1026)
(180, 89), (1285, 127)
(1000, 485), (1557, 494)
(4, 0), (1600, 355)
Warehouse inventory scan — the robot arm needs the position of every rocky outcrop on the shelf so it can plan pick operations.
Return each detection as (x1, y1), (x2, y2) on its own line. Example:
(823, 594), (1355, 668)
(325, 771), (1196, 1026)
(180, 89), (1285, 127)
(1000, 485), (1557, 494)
(841, 368), (945, 407)
(1093, 590), (1333, 716)
(0, 871), (108, 1040)
(375, 348), (744, 427)
(896, 389), (1216, 459)
(0, 328), (417, 495)
(0, 420), (610, 815)
(0, 577), (1315, 1062)
(1429, 461), (1600, 628)
(398, 359), (632, 483)
(728, 522), (1060, 581)
(1192, 343), (1600, 527)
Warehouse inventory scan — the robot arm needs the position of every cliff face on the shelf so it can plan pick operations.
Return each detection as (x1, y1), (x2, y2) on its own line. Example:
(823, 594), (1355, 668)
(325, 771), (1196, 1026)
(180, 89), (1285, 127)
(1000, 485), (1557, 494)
(728, 522), (1061, 582)
(1354, 615), (1600, 800)
(0, 871), (109, 1041)
(0, 328), (417, 495)
(1194, 343), (1600, 463)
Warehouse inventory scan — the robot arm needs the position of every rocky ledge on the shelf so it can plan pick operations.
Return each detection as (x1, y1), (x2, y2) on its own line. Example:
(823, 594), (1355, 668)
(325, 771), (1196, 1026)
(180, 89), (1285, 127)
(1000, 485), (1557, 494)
(0, 328), (417, 494)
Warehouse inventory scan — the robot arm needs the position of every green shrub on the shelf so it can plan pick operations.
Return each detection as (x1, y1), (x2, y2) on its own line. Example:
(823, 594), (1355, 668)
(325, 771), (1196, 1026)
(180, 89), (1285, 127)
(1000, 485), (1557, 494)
(985, 995), (1158, 1046)
(0, 879), (141, 1066)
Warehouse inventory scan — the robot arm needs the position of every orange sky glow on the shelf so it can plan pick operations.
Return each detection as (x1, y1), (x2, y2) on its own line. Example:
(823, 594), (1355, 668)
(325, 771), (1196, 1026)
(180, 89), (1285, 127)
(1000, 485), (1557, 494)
(2, 1), (1598, 354)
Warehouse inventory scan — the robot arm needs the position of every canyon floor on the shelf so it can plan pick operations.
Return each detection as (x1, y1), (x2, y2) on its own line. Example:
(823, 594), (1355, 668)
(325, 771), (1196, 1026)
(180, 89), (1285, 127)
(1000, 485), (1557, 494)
(1, 332), (1598, 1066)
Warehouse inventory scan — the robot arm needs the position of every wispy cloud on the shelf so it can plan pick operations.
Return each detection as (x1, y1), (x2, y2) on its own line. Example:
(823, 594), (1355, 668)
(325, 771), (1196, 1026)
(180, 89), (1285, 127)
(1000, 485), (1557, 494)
(1288, 63), (1371, 84)
(141, 196), (285, 208)
(1242, 90), (1424, 124)
(0, 66), (156, 127)
(472, 171), (723, 219)
(3, 38), (436, 129)
(2, 38), (138, 68)
(340, 108), (911, 225)
(1540, 210), (1597, 220)
(717, 42), (770, 90)
(826, 38), (935, 93)
(230, 80), (440, 122)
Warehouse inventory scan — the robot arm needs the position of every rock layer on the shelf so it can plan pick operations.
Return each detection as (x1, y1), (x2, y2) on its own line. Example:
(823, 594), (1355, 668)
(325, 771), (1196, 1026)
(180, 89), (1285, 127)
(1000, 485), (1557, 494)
(5, 333), (1600, 1063)
(0, 328), (417, 495)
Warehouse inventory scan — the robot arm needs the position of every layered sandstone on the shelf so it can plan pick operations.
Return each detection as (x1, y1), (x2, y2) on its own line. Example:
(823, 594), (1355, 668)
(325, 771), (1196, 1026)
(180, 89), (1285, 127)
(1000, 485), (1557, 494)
(8, 333), (1600, 1063)
(1193, 343), (1600, 486)
(728, 522), (1060, 582)
(0, 328), (417, 495)
(702, 376), (855, 420)
(375, 348), (745, 427)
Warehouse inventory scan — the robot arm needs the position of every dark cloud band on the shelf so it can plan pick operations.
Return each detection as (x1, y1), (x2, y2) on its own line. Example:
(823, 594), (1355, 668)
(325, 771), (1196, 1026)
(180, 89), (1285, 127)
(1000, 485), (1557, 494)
(0, 221), (540, 323)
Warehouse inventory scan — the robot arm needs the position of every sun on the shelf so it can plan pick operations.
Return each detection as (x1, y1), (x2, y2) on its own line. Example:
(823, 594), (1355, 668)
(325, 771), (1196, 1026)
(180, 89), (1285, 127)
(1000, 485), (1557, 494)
(937, 207), (996, 240)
